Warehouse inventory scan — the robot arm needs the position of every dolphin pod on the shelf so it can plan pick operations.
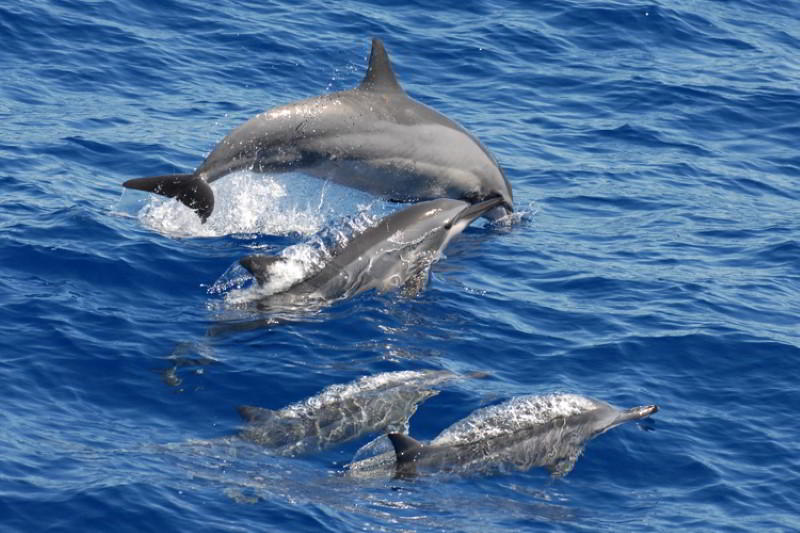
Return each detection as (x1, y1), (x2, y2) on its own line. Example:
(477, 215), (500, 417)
(123, 39), (657, 480)
(346, 394), (658, 478)
(123, 38), (513, 222)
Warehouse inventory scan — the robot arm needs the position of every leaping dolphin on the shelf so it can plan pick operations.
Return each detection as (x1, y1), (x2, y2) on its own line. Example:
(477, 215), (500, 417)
(123, 38), (512, 223)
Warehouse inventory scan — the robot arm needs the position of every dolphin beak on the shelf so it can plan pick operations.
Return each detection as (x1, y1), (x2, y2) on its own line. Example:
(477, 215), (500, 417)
(456, 196), (505, 224)
(479, 196), (512, 222)
(630, 405), (659, 419)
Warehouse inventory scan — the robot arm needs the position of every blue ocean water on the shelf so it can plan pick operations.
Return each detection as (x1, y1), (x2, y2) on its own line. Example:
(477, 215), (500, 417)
(1, 0), (799, 530)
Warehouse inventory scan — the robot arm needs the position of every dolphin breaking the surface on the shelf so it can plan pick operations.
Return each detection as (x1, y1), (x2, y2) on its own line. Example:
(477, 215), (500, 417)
(236, 369), (476, 456)
(347, 394), (658, 478)
(235, 196), (503, 311)
(123, 38), (512, 223)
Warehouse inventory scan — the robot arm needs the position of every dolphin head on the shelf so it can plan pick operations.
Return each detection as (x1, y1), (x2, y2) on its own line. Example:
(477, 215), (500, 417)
(361, 38), (514, 219)
(489, 167), (514, 219)
(475, 154), (513, 220)
(389, 197), (503, 248)
(464, 147), (512, 220)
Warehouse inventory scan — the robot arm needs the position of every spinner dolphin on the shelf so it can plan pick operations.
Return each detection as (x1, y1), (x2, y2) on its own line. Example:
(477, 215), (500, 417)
(237, 196), (503, 310)
(347, 394), (658, 478)
(236, 369), (477, 456)
(123, 39), (512, 223)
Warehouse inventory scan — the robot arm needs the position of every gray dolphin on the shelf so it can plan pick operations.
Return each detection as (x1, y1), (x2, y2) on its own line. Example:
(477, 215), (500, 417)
(236, 369), (479, 456)
(237, 196), (503, 310)
(123, 38), (512, 222)
(347, 394), (658, 478)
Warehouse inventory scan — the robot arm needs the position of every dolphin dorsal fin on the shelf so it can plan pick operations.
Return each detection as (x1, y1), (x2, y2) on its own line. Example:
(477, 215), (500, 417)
(237, 405), (275, 423)
(239, 254), (286, 286)
(387, 433), (423, 463)
(358, 38), (405, 94)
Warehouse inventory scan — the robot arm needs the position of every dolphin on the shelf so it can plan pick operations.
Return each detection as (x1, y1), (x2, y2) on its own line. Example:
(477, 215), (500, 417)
(236, 196), (503, 311)
(346, 394), (658, 478)
(236, 369), (478, 456)
(123, 38), (512, 223)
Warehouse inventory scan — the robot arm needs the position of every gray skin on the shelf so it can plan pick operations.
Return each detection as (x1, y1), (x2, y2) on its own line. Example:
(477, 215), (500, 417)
(123, 38), (512, 222)
(347, 394), (658, 478)
(236, 369), (471, 456)
(238, 196), (503, 311)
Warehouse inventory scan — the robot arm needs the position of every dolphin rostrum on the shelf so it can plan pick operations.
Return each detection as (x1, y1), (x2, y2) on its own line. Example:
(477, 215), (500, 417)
(123, 38), (512, 223)
(236, 369), (480, 456)
(236, 196), (503, 310)
(347, 394), (658, 478)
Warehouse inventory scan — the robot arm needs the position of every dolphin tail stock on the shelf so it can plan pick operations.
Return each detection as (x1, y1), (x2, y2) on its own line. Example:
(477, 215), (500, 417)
(123, 173), (214, 223)
(239, 255), (288, 286)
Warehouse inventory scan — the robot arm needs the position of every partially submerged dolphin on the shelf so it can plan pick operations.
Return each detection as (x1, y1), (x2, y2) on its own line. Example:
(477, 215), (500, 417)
(236, 369), (477, 456)
(237, 196), (503, 310)
(123, 38), (512, 222)
(347, 394), (658, 478)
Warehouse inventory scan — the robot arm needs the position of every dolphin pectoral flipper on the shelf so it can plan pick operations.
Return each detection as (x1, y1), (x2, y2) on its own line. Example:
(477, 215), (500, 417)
(239, 254), (288, 286)
(123, 173), (214, 223)
(546, 456), (579, 478)
(400, 268), (430, 298)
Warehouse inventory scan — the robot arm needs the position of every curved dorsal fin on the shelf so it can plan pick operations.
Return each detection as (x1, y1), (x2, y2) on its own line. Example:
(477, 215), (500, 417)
(387, 432), (423, 463)
(358, 38), (405, 94)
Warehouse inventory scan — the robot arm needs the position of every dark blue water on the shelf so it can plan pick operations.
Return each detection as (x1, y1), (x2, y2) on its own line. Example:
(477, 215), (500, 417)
(2, 0), (799, 530)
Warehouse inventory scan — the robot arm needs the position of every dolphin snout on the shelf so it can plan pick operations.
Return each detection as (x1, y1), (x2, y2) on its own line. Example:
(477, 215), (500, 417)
(484, 202), (513, 222)
(637, 405), (659, 418)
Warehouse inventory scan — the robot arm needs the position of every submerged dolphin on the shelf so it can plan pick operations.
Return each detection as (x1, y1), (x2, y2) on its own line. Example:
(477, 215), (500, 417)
(236, 196), (503, 310)
(236, 370), (478, 456)
(347, 394), (658, 478)
(123, 38), (512, 222)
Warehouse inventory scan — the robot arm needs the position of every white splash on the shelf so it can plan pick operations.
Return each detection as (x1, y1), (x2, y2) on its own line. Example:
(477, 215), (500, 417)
(208, 204), (391, 309)
(129, 171), (383, 239)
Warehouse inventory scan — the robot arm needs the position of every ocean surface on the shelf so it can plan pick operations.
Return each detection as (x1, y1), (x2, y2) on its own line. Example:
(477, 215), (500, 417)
(2, 0), (799, 531)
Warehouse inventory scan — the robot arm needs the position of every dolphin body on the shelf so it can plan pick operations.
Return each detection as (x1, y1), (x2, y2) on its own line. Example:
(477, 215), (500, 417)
(236, 196), (503, 311)
(123, 38), (512, 223)
(236, 370), (473, 456)
(347, 394), (658, 478)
